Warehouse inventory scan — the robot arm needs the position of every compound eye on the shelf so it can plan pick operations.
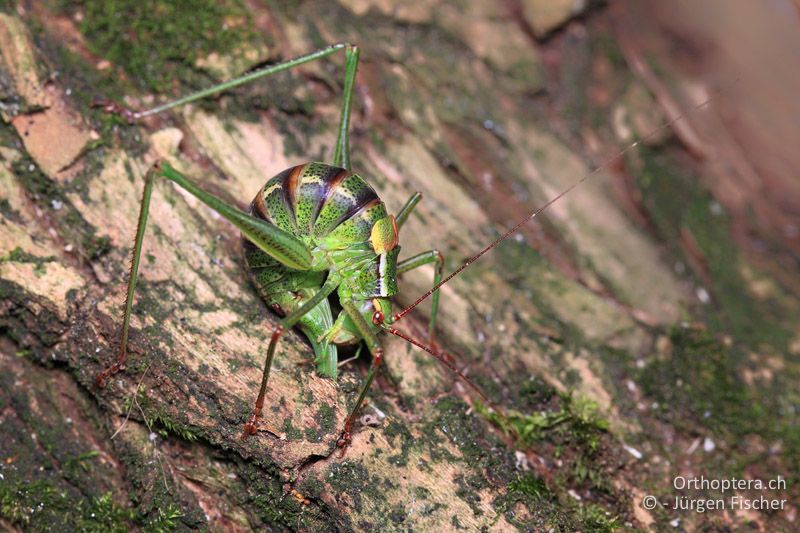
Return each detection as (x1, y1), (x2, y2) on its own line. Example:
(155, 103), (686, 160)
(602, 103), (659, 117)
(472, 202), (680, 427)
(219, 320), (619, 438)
(371, 299), (385, 326)
(370, 215), (398, 254)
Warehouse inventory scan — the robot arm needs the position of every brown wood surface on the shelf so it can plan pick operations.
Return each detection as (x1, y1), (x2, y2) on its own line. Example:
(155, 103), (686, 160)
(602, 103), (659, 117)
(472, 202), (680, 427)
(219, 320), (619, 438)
(1, 1), (797, 530)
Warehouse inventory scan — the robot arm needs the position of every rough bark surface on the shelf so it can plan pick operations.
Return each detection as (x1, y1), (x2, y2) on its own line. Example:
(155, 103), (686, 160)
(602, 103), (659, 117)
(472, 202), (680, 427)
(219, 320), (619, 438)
(1, 1), (798, 531)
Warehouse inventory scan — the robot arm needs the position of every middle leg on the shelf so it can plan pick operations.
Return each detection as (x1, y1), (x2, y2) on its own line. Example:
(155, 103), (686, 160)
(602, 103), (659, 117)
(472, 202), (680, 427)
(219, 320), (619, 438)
(243, 277), (340, 438)
(396, 250), (444, 342)
(393, 192), (444, 341)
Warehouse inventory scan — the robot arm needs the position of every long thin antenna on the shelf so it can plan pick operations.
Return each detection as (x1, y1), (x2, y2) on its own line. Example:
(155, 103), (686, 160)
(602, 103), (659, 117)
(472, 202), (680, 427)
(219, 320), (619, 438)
(382, 324), (503, 414)
(393, 91), (722, 323)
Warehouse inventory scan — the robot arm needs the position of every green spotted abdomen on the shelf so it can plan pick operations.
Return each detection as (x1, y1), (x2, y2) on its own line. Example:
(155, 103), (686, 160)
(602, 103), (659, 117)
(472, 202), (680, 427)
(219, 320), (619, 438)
(243, 161), (391, 291)
(250, 162), (389, 246)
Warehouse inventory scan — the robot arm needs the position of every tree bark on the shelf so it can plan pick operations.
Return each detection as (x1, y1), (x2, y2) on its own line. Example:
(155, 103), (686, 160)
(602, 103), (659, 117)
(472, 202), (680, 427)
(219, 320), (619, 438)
(1, 1), (797, 531)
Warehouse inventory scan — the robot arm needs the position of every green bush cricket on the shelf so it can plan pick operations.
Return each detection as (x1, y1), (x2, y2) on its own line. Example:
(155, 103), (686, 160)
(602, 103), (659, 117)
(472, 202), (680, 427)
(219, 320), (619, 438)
(94, 44), (496, 453)
(94, 43), (714, 454)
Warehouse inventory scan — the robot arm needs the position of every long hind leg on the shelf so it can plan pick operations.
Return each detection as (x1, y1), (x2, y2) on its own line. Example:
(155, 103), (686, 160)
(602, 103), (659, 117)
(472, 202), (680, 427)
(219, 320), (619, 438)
(96, 162), (314, 387)
(97, 44), (360, 169)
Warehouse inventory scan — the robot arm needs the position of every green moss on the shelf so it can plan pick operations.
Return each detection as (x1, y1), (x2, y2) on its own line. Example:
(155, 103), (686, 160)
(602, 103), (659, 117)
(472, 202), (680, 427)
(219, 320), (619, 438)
(83, 233), (112, 260)
(496, 471), (621, 531)
(141, 503), (183, 533)
(388, 503), (406, 524)
(300, 389), (314, 405)
(382, 418), (413, 467)
(422, 396), (601, 526)
(325, 462), (372, 513)
(639, 326), (761, 436)
(226, 357), (241, 372)
(412, 485), (432, 500)
(63, 450), (101, 479)
(1, 246), (55, 265)
(453, 475), (483, 516)
(576, 503), (619, 532)
(315, 403), (335, 433)
(281, 417), (304, 441)
(0, 197), (18, 221)
(80, 493), (137, 532)
(427, 397), (515, 484)
(507, 473), (548, 500)
(233, 462), (335, 530)
(303, 426), (320, 442)
(636, 146), (800, 481)
(636, 146), (792, 349)
(483, 395), (614, 501)
(11, 152), (60, 200)
(55, 0), (257, 93)
(471, 381), (624, 529)
(479, 391), (609, 455)
(123, 386), (201, 442)
(0, 479), (57, 527)
(0, 480), (134, 531)
(147, 412), (200, 442)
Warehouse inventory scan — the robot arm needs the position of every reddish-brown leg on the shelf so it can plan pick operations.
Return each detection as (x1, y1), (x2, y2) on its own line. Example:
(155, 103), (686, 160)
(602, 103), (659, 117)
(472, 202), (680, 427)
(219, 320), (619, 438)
(242, 279), (340, 439)
(242, 326), (285, 439)
(336, 345), (383, 455)
(335, 302), (386, 456)
(90, 98), (137, 123)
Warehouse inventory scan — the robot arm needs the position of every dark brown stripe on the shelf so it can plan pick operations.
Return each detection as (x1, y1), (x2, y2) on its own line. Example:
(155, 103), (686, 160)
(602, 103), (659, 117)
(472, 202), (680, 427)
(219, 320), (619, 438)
(281, 164), (304, 227)
(252, 185), (269, 220)
(312, 167), (350, 225)
(251, 166), (294, 222)
(331, 196), (382, 232)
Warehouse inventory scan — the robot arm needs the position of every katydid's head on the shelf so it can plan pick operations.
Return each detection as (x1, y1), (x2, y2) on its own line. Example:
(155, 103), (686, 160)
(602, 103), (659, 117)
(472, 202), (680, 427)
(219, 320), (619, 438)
(351, 246), (400, 299)
(369, 215), (400, 299)
(345, 213), (400, 300)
